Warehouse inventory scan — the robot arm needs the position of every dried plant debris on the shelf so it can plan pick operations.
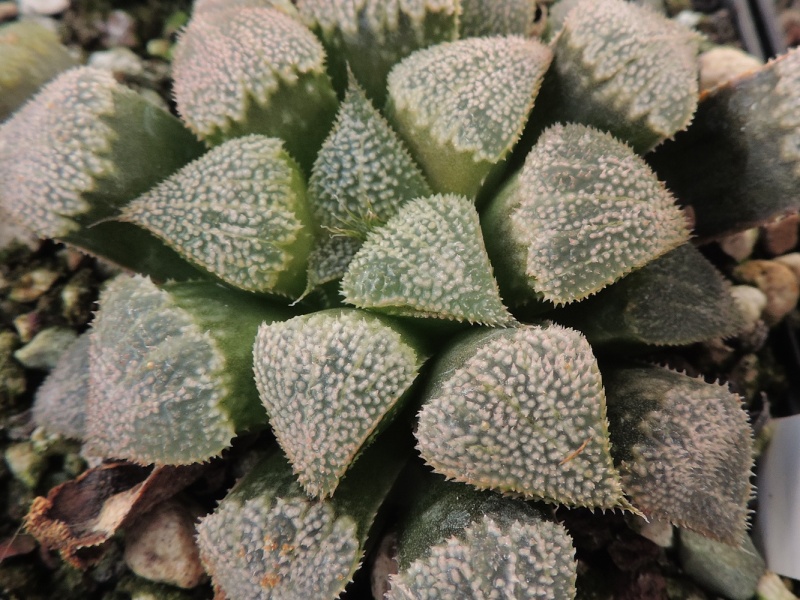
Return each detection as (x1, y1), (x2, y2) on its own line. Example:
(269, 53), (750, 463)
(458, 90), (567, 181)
(26, 462), (204, 568)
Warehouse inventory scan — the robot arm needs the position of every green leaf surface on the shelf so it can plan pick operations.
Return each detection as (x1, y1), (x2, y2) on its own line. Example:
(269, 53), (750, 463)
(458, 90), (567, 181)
(459, 0), (543, 38)
(342, 193), (513, 325)
(123, 135), (314, 298)
(32, 334), (90, 440)
(649, 47), (800, 239)
(555, 244), (744, 346)
(85, 276), (287, 465)
(297, 0), (458, 103)
(535, 0), (700, 153)
(386, 35), (552, 198)
(482, 123), (690, 307)
(416, 324), (626, 509)
(309, 78), (431, 237)
(388, 479), (577, 600)
(604, 365), (754, 545)
(172, 6), (338, 170)
(197, 432), (406, 599)
(253, 308), (424, 497)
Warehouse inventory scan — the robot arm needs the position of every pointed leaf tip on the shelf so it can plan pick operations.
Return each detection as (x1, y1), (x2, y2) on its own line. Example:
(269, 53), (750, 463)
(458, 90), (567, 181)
(123, 135), (314, 297)
(341, 193), (513, 325)
(416, 324), (625, 509)
(253, 309), (423, 497)
(387, 35), (552, 196)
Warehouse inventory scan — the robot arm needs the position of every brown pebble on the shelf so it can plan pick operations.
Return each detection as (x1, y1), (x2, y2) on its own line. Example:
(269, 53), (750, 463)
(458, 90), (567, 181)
(0, 2), (18, 22)
(9, 268), (60, 303)
(12, 311), (40, 343)
(774, 253), (800, 284)
(762, 214), (799, 256)
(123, 500), (207, 589)
(698, 46), (762, 92)
(733, 260), (800, 325)
(719, 228), (758, 262)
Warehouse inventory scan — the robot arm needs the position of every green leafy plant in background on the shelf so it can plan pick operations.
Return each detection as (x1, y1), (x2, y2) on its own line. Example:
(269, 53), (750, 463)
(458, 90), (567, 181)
(1, 0), (791, 596)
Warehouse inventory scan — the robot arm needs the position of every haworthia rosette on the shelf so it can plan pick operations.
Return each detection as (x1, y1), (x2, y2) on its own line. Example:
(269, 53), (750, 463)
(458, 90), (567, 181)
(85, 276), (288, 465)
(172, 6), (338, 171)
(386, 35), (552, 198)
(536, 0), (700, 153)
(297, 0), (458, 103)
(122, 135), (315, 298)
(416, 324), (627, 509)
(603, 365), (754, 545)
(341, 193), (513, 325)
(253, 308), (425, 497)
(482, 123), (690, 307)
(0, 67), (204, 280)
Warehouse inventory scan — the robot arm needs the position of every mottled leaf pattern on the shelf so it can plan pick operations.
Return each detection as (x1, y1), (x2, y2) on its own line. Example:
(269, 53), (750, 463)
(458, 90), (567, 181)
(604, 366), (754, 545)
(417, 324), (625, 509)
(342, 194), (513, 324)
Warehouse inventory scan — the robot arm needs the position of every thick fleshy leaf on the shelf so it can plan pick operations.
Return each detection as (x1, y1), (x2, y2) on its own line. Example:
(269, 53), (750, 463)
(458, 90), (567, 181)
(555, 244), (744, 346)
(32, 334), (90, 440)
(386, 35), (552, 198)
(604, 365), (754, 545)
(85, 276), (287, 465)
(0, 20), (77, 120)
(650, 47), (800, 239)
(253, 309), (424, 497)
(122, 136), (314, 297)
(197, 439), (405, 599)
(0, 67), (203, 280)
(388, 480), (576, 600)
(416, 324), (626, 509)
(304, 234), (362, 294)
(459, 0), (543, 38)
(172, 7), (338, 170)
(342, 194), (513, 325)
(297, 0), (458, 103)
(482, 123), (690, 306)
(536, 0), (700, 153)
(309, 79), (431, 237)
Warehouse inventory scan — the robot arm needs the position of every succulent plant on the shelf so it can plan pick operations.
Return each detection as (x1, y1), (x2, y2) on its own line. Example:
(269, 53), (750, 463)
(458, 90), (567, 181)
(4, 0), (790, 597)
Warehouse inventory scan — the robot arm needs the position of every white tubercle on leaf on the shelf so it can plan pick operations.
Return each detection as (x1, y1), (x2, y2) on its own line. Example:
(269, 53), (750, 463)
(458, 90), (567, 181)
(416, 324), (626, 509)
(341, 193), (513, 325)
(386, 35), (552, 197)
(389, 514), (576, 600)
(550, 0), (700, 152)
(309, 78), (431, 237)
(459, 0), (543, 38)
(484, 123), (690, 306)
(253, 309), (423, 497)
(122, 135), (314, 297)
(0, 67), (116, 237)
